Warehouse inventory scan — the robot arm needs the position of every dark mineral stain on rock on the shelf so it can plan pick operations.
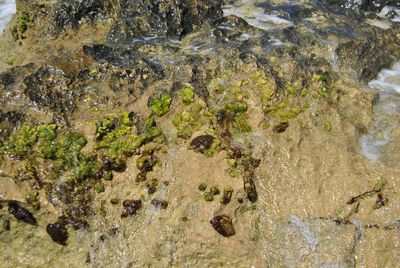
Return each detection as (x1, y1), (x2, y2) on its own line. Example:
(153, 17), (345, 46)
(190, 135), (215, 153)
(210, 215), (235, 237)
(46, 223), (68, 245)
(121, 199), (142, 218)
(8, 202), (37, 225)
(374, 193), (388, 210)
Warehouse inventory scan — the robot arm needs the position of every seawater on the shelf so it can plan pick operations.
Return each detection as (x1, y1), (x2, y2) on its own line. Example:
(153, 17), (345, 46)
(0, 0), (16, 33)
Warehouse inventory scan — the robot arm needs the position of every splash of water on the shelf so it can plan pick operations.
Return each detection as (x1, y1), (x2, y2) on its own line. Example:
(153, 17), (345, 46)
(360, 62), (400, 161)
(222, 0), (292, 31)
(0, 0), (16, 33)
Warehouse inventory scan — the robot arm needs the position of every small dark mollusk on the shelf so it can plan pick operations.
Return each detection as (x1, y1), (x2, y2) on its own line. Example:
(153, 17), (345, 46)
(273, 122), (289, 133)
(210, 215), (235, 237)
(121, 199), (142, 218)
(8, 202), (37, 225)
(46, 223), (68, 245)
(190, 135), (215, 153)
(151, 199), (168, 210)
(243, 172), (258, 203)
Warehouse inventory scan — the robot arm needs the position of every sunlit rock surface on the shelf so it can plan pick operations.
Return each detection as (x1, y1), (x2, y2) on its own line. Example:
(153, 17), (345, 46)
(0, 0), (400, 267)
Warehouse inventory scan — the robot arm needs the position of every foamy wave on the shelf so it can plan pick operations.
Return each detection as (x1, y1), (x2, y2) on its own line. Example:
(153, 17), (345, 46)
(0, 0), (16, 33)
(223, 2), (292, 31)
(368, 62), (400, 93)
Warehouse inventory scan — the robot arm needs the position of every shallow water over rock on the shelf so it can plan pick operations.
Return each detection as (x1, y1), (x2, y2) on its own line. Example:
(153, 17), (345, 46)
(0, 0), (400, 267)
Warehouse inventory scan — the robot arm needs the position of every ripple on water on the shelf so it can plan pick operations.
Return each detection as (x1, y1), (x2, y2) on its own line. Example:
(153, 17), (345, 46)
(0, 0), (16, 33)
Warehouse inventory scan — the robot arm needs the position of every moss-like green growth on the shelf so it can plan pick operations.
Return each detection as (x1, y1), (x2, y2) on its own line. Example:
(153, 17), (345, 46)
(203, 138), (222, 157)
(230, 113), (252, 134)
(273, 106), (308, 122)
(54, 132), (88, 170)
(96, 118), (116, 141)
(210, 186), (220, 195)
(36, 124), (57, 159)
(173, 104), (204, 138)
(16, 13), (33, 37)
(312, 74), (332, 98)
(198, 183), (207, 191)
(264, 99), (288, 113)
(221, 186), (233, 204)
(70, 155), (102, 183)
(95, 114), (141, 161)
(95, 182), (105, 193)
(95, 114), (164, 170)
(25, 191), (40, 210)
(286, 84), (298, 96)
(26, 191), (38, 204)
(323, 122), (332, 133)
(180, 84), (195, 105)
(103, 171), (113, 181)
(301, 89), (308, 97)
(203, 192), (214, 202)
(2, 125), (38, 158)
(149, 94), (172, 117)
(225, 102), (248, 114)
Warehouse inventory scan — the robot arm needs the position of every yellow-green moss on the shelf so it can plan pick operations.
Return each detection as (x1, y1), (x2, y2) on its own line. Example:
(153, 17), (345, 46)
(149, 94), (172, 117)
(173, 104), (204, 138)
(180, 84), (195, 105)
(2, 125), (38, 158)
(36, 124), (57, 159)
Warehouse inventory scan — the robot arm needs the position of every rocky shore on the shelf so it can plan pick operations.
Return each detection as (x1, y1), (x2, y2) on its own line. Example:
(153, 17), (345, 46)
(1, 0), (400, 267)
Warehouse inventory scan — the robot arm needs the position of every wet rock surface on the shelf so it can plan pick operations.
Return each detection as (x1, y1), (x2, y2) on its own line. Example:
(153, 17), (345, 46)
(0, 0), (400, 266)
(23, 65), (74, 119)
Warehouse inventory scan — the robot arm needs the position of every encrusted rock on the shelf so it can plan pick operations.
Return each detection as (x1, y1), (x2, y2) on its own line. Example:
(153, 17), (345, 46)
(121, 199), (142, 218)
(210, 215), (235, 237)
(52, 0), (114, 32)
(23, 66), (74, 118)
(109, 0), (223, 40)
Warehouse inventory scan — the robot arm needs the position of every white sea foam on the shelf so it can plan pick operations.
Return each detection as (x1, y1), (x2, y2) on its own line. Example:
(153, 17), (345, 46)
(368, 62), (400, 93)
(0, 0), (16, 33)
(360, 62), (400, 161)
(223, 1), (292, 31)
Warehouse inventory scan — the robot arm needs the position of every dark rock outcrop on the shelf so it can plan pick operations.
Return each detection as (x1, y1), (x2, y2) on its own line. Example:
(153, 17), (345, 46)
(336, 29), (400, 81)
(109, 0), (224, 40)
(23, 66), (75, 118)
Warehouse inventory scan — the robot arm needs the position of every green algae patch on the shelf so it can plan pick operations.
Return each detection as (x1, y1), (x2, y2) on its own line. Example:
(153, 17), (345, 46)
(149, 94), (172, 117)
(2, 125), (38, 158)
(173, 104), (204, 139)
(36, 124), (57, 159)
(190, 134), (222, 157)
(53, 131), (88, 171)
(95, 113), (165, 164)
(312, 74), (333, 98)
(180, 84), (195, 105)
(16, 13), (34, 39)
(323, 122), (333, 133)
